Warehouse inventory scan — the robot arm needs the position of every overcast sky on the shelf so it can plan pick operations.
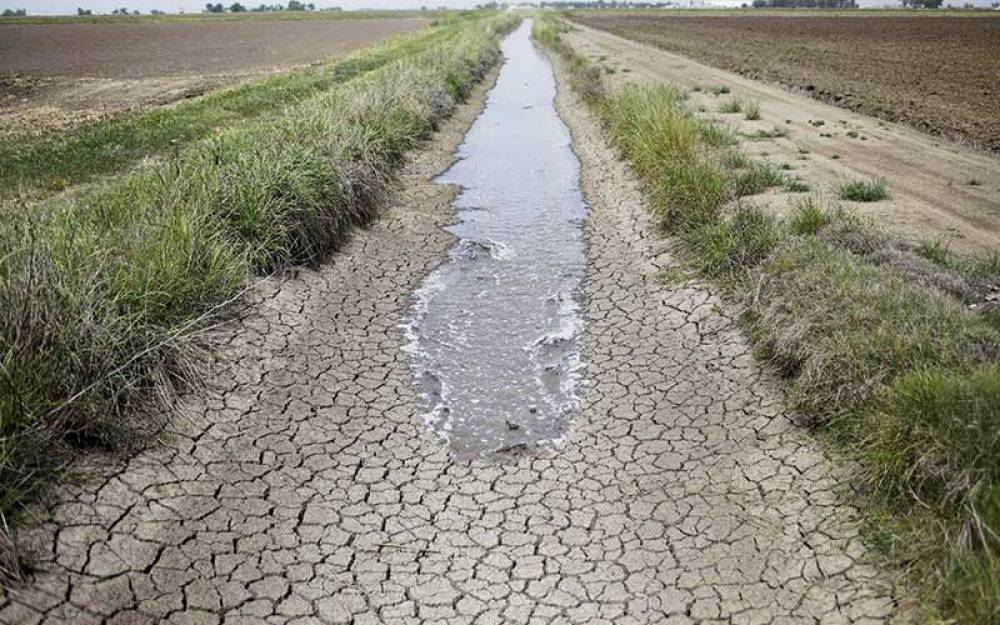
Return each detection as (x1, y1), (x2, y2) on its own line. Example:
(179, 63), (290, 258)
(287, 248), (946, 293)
(1, 0), (995, 15)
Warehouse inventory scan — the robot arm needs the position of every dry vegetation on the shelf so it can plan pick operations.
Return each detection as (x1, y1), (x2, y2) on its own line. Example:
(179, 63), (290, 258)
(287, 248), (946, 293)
(569, 11), (1000, 151)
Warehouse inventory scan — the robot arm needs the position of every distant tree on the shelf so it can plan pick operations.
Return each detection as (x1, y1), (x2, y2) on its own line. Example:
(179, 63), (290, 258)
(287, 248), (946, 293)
(205, 2), (225, 11)
(1, 8), (26, 16)
(230, 2), (246, 10)
(77, 7), (92, 14)
(150, 8), (165, 14)
(286, 0), (310, 9)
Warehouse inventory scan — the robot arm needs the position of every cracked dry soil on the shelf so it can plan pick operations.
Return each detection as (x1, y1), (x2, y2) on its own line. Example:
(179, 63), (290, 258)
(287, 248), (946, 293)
(0, 37), (901, 625)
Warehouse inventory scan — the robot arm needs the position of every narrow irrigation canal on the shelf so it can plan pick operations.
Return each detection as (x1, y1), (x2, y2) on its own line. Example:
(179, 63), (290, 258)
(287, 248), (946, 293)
(403, 20), (588, 458)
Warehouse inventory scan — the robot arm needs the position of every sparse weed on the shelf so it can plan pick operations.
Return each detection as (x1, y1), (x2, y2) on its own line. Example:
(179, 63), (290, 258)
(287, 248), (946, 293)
(697, 121), (738, 148)
(657, 267), (690, 285)
(783, 178), (810, 193)
(721, 150), (749, 170)
(744, 125), (789, 141)
(730, 160), (786, 198)
(787, 196), (833, 235)
(839, 179), (890, 202)
(743, 99), (761, 121)
(719, 97), (743, 114)
(917, 239), (959, 268)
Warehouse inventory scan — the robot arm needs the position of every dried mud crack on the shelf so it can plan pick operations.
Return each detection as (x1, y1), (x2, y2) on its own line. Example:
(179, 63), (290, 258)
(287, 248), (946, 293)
(1, 32), (901, 625)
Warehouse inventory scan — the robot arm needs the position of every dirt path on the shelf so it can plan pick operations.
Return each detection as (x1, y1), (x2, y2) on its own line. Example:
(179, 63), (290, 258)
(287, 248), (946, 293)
(565, 23), (1000, 254)
(1, 34), (900, 625)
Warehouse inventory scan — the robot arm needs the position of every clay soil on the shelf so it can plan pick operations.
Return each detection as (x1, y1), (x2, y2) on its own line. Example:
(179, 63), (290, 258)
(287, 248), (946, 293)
(569, 13), (1000, 151)
(0, 17), (426, 137)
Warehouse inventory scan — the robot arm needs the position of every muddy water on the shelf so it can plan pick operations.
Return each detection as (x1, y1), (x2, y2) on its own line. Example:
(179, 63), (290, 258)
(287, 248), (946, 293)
(402, 20), (588, 459)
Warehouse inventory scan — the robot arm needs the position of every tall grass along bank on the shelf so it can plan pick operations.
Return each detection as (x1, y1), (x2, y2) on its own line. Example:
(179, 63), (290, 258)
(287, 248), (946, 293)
(0, 13), (519, 576)
(534, 16), (1000, 625)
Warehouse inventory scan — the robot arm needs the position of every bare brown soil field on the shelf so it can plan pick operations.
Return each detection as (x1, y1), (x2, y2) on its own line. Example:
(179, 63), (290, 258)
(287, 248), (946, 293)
(0, 18), (426, 78)
(0, 17), (426, 137)
(569, 12), (1000, 151)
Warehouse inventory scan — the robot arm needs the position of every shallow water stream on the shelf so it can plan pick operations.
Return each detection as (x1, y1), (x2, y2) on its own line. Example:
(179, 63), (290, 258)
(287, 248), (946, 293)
(403, 20), (588, 459)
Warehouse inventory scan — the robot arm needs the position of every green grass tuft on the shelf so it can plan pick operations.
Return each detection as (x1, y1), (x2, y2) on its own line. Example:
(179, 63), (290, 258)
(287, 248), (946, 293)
(744, 126), (790, 141)
(730, 160), (785, 198)
(787, 197), (833, 235)
(719, 97), (743, 114)
(684, 206), (783, 283)
(839, 179), (890, 202)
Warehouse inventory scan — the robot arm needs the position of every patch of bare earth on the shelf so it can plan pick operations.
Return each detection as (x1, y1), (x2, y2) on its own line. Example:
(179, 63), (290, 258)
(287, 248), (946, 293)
(563, 22), (1000, 254)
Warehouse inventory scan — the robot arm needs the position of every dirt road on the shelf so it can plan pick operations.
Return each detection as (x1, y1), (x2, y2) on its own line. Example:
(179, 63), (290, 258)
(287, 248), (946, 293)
(564, 23), (1000, 254)
(1, 25), (900, 624)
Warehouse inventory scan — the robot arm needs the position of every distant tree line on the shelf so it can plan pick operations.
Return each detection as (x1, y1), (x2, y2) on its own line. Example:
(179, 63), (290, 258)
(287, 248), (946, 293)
(1, 8), (26, 15)
(532, 1), (678, 7)
(76, 6), (165, 14)
(751, 0), (857, 7)
(205, 1), (317, 10)
(900, 0), (944, 6)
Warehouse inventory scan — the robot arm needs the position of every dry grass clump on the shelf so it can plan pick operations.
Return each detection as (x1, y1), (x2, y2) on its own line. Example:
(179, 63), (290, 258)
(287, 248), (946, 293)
(0, 14), (518, 576)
